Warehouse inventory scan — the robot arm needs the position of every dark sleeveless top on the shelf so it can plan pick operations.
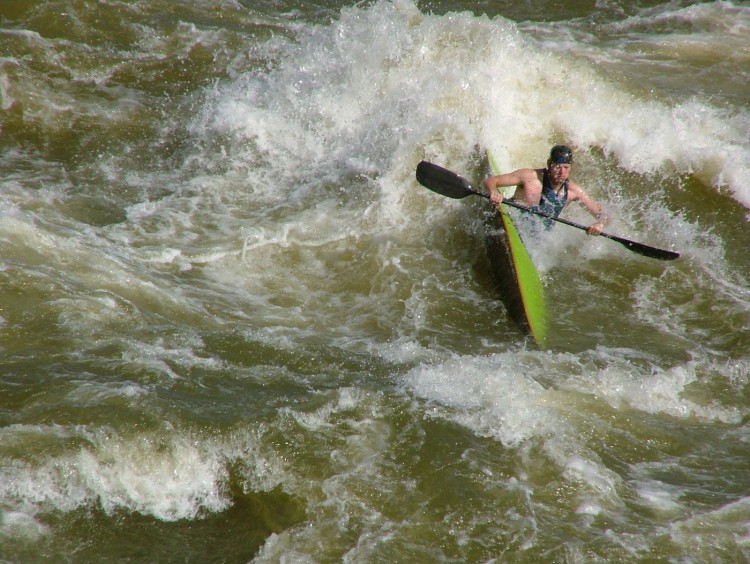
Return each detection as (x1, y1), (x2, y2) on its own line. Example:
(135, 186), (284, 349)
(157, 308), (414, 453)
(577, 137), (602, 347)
(532, 169), (568, 218)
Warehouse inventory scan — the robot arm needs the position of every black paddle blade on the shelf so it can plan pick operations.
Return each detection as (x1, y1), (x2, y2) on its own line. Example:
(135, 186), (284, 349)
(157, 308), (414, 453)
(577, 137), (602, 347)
(416, 161), (476, 199)
(607, 236), (680, 261)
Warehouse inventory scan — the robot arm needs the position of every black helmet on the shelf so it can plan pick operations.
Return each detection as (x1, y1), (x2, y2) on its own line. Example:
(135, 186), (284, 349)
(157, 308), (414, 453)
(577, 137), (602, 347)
(549, 145), (573, 164)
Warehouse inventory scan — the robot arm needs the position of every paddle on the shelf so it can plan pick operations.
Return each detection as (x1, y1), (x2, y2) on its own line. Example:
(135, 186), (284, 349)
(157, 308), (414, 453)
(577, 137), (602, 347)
(416, 160), (680, 261)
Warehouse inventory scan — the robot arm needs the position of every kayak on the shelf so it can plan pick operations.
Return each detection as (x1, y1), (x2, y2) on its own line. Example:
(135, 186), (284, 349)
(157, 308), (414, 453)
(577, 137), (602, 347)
(482, 150), (548, 346)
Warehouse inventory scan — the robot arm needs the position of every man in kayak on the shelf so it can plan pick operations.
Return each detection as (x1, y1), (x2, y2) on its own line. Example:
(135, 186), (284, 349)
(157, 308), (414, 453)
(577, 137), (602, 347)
(483, 145), (608, 235)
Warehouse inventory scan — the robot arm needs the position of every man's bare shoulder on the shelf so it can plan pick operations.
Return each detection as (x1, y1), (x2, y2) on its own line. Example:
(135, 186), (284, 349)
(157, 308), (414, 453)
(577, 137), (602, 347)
(516, 167), (543, 182)
(566, 180), (585, 198)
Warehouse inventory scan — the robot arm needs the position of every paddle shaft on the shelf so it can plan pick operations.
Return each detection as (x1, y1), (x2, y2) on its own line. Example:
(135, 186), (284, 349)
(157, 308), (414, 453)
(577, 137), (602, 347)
(415, 160), (680, 261)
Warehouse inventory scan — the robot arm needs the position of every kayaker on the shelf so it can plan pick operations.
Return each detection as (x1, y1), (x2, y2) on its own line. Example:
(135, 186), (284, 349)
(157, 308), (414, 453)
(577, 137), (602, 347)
(483, 145), (608, 235)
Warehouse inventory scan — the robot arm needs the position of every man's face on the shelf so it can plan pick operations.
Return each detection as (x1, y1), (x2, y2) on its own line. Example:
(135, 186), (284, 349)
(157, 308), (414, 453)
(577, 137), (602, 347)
(548, 162), (571, 184)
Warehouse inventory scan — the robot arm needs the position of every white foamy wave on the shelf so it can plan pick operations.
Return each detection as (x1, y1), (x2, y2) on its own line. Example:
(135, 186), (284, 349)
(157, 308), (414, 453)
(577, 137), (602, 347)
(0, 61), (14, 110)
(667, 495), (750, 557)
(0, 424), (285, 522)
(635, 479), (686, 517)
(64, 380), (150, 406)
(402, 351), (637, 523)
(568, 98), (749, 208)
(402, 353), (563, 447)
(610, 0), (750, 105)
(0, 511), (49, 542)
(403, 347), (745, 461)
(631, 262), (750, 347)
(560, 353), (745, 424)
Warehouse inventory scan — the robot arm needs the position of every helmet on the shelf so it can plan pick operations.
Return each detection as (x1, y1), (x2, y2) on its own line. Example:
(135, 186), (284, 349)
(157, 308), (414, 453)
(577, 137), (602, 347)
(549, 145), (573, 164)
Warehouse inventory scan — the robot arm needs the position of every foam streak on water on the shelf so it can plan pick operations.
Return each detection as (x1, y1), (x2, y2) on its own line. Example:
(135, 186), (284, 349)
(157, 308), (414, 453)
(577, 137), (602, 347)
(1, 0), (750, 561)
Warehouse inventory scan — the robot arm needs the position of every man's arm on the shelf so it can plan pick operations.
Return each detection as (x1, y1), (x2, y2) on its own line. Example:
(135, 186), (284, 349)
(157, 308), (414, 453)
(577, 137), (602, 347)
(483, 168), (539, 206)
(568, 182), (609, 236)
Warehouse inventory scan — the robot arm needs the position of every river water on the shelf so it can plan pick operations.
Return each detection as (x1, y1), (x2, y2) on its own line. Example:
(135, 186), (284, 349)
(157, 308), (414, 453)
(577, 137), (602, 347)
(1, 0), (749, 561)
